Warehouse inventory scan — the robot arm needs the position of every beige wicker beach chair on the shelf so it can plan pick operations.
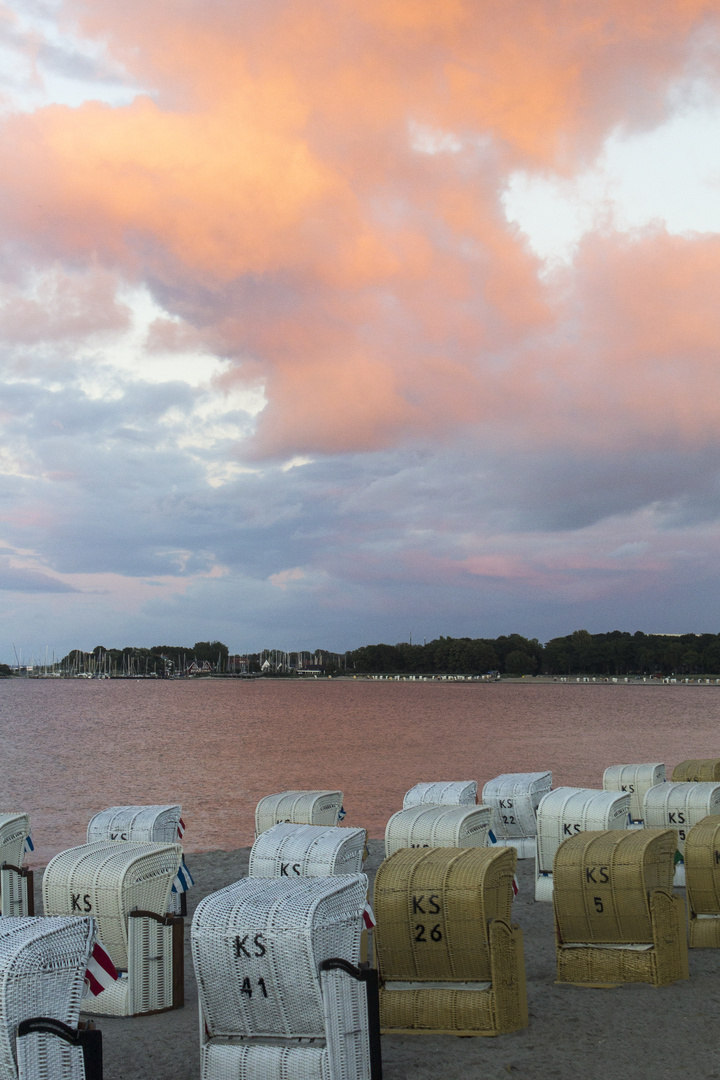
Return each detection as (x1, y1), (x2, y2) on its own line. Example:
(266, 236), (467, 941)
(681, 815), (720, 946)
(248, 823), (367, 878)
(482, 772), (552, 858)
(402, 782), (477, 809)
(255, 791), (344, 837)
(373, 846), (527, 1036)
(602, 764), (665, 826)
(192, 874), (381, 1080)
(0, 915), (99, 1080)
(553, 829), (688, 987)
(672, 759), (720, 782)
(384, 804), (492, 858)
(535, 788), (630, 901)
(42, 841), (183, 1018)
(643, 782), (720, 885)
(0, 815), (33, 919)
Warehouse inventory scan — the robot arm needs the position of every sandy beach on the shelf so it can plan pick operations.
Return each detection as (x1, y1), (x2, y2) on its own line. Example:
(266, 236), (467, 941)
(27, 840), (720, 1080)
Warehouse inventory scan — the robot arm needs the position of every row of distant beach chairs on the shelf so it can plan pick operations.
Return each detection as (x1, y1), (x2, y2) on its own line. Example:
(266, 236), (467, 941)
(3, 759), (720, 1079)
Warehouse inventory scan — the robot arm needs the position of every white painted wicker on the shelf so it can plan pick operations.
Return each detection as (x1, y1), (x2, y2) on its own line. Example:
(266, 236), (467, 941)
(602, 764), (666, 824)
(482, 772), (552, 859)
(248, 824), (367, 878)
(534, 788), (630, 901)
(255, 792), (344, 837)
(0, 815), (30, 918)
(384, 805), (492, 858)
(0, 916), (94, 1080)
(192, 874), (372, 1080)
(402, 782), (477, 809)
(643, 782), (720, 885)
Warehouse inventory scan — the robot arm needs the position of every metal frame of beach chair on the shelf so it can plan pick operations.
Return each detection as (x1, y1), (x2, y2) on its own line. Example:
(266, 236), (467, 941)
(248, 823), (367, 878)
(191, 874), (381, 1080)
(684, 814), (720, 946)
(373, 846), (527, 1037)
(553, 829), (688, 987)
(535, 788), (631, 901)
(644, 782), (720, 886)
(602, 764), (665, 826)
(42, 842), (183, 1018)
(0, 816), (32, 919)
(384, 805), (492, 858)
(402, 782), (477, 809)
(481, 772), (552, 858)
(254, 791), (345, 837)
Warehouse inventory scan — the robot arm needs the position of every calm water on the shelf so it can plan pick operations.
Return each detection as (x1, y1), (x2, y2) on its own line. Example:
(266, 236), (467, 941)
(1, 678), (719, 866)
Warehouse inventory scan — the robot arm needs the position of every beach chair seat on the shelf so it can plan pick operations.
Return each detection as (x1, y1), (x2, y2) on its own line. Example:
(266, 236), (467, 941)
(384, 805), (492, 858)
(373, 846), (527, 1036)
(553, 829), (688, 987)
(192, 874), (381, 1080)
(87, 805), (188, 915)
(0, 815), (33, 918)
(643, 782), (720, 886)
(672, 759), (720, 782)
(255, 792), (344, 837)
(402, 782), (477, 809)
(482, 772), (552, 859)
(681, 815), (720, 946)
(248, 823), (367, 878)
(535, 788), (630, 901)
(602, 764), (665, 826)
(0, 915), (100, 1080)
(42, 842), (183, 1018)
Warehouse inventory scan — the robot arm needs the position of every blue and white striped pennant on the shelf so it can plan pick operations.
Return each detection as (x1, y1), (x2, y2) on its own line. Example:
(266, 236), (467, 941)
(171, 859), (194, 894)
(23, 833), (34, 854)
(338, 805), (347, 822)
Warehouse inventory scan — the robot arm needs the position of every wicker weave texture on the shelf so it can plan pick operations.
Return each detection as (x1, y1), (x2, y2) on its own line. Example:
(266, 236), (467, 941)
(643, 782), (720, 863)
(0, 815), (29, 919)
(403, 782), (477, 809)
(16, 1031), (86, 1080)
(87, 804), (181, 845)
(536, 788), (630, 875)
(248, 824), (366, 878)
(482, 772), (552, 846)
(602, 764), (665, 823)
(202, 1043), (330, 1080)
(672, 759), (720, 782)
(192, 874), (367, 1040)
(42, 841), (181, 971)
(0, 916), (94, 1080)
(255, 792), (344, 837)
(384, 805), (492, 858)
(553, 829), (676, 945)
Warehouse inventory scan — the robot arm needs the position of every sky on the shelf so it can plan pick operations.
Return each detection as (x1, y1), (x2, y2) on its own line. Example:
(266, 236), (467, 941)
(2, 0), (720, 662)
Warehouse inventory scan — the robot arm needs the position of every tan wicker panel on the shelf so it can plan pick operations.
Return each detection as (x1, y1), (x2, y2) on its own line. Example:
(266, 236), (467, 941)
(87, 804), (182, 844)
(379, 983), (495, 1034)
(602, 764), (665, 823)
(685, 815), (720, 913)
(42, 841), (181, 970)
(672, 759), (720, 782)
(254, 791), (344, 836)
(482, 772), (552, 851)
(403, 782), (477, 808)
(384, 805), (492, 858)
(248, 823), (366, 877)
(535, 788), (630, 901)
(553, 830), (676, 945)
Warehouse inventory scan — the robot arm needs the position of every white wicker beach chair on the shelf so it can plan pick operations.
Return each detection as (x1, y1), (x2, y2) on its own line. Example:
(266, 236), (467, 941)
(255, 791), (344, 837)
(402, 782), (477, 809)
(643, 782), (720, 885)
(0, 915), (99, 1080)
(602, 764), (665, 825)
(248, 824), (367, 878)
(481, 773), (552, 859)
(87, 805), (188, 915)
(535, 788), (630, 901)
(0, 816), (32, 918)
(384, 804), (493, 858)
(192, 874), (381, 1080)
(42, 842), (183, 1018)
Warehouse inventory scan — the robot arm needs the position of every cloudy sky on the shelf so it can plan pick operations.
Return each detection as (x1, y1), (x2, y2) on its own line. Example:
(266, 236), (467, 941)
(2, 0), (720, 662)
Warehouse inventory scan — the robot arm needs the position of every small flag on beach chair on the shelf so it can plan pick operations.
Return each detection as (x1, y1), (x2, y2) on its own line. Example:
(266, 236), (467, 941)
(488, 829), (519, 895)
(177, 818), (186, 839)
(85, 940), (118, 996)
(23, 833), (34, 855)
(171, 859), (194, 894)
(674, 849), (684, 865)
(338, 806), (347, 821)
(362, 902), (375, 929)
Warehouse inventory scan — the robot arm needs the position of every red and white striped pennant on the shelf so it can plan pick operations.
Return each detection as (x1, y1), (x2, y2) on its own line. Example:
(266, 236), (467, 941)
(177, 818), (186, 839)
(85, 940), (118, 996)
(512, 875), (520, 896)
(362, 902), (376, 929)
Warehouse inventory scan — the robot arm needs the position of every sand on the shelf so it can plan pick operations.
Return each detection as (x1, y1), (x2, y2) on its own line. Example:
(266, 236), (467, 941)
(32, 841), (720, 1080)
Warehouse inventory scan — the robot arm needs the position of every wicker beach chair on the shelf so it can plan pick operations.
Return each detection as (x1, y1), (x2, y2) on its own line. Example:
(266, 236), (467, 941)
(373, 846), (527, 1036)
(0, 816), (33, 919)
(672, 759), (720, 782)
(192, 874), (381, 1080)
(684, 815), (720, 946)
(255, 791), (344, 837)
(535, 788), (630, 901)
(42, 842), (183, 1018)
(0, 915), (100, 1080)
(602, 764), (665, 826)
(248, 823), (367, 878)
(402, 782), (477, 809)
(482, 773), (552, 859)
(87, 805), (189, 915)
(384, 805), (492, 858)
(643, 782), (720, 886)
(553, 829), (688, 987)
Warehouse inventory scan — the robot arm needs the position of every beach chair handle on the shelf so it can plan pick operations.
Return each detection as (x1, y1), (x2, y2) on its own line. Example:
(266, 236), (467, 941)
(17, 1018), (103, 1080)
(320, 958), (382, 1080)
